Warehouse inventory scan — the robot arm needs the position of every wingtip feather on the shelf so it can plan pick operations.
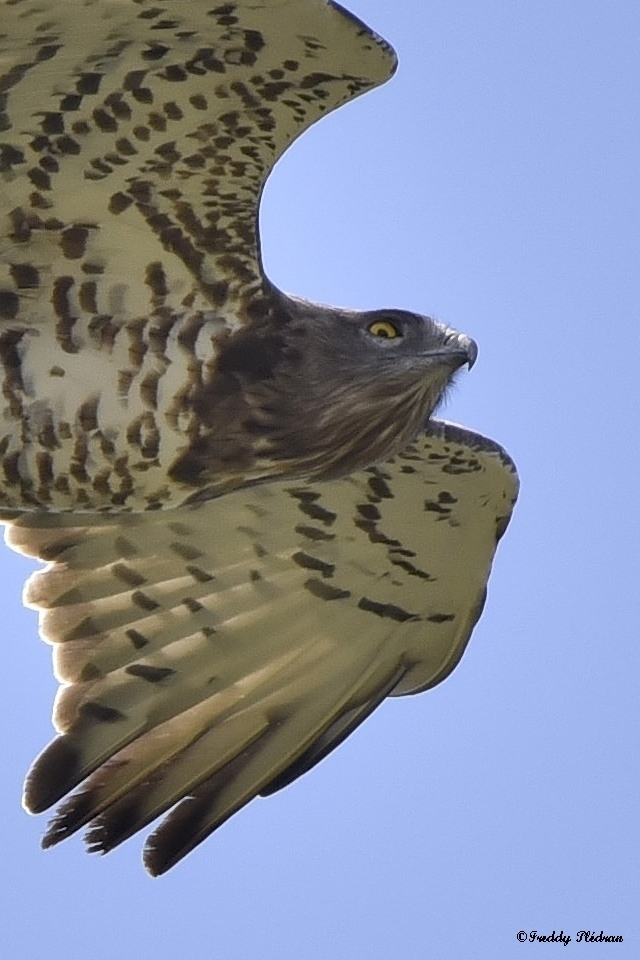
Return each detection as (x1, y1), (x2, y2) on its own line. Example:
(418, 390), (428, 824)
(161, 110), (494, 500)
(23, 737), (82, 814)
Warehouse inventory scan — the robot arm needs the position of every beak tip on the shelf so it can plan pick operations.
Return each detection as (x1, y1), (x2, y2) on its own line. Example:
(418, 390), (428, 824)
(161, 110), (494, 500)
(465, 337), (478, 370)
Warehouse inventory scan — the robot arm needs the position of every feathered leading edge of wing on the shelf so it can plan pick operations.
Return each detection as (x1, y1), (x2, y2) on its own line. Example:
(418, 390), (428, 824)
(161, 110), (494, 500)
(4, 422), (517, 875)
(0, 0), (397, 327)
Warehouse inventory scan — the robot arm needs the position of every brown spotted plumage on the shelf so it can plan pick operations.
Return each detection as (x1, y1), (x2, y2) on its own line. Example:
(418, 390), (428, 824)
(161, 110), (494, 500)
(0, 0), (518, 874)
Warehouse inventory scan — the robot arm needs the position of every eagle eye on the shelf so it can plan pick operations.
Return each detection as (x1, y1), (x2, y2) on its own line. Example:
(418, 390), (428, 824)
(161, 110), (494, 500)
(367, 319), (401, 339)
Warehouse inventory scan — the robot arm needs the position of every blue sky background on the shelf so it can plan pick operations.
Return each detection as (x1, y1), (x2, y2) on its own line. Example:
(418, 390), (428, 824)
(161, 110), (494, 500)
(2, 1), (638, 956)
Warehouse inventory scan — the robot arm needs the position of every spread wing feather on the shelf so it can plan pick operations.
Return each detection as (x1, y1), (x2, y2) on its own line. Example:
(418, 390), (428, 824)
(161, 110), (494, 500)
(4, 422), (518, 874)
(1, 0), (396, 326)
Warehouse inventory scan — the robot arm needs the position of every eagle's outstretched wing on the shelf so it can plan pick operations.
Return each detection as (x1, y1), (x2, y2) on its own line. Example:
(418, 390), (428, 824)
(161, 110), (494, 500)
(0, 0), (404, 514)
(5, 422), (518, 875)
(1, 0), (395, 325)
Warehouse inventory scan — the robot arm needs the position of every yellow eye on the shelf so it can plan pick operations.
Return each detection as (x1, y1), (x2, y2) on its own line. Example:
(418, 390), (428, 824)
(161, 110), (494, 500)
(368, 320), (401, 339)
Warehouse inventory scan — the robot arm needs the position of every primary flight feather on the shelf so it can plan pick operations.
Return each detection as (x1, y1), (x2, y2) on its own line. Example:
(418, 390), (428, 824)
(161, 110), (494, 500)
(0, 0), (518, 874)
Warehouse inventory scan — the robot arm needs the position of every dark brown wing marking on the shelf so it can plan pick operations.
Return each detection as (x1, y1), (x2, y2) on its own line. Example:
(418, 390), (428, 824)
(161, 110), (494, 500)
(5, 423), (518, 874)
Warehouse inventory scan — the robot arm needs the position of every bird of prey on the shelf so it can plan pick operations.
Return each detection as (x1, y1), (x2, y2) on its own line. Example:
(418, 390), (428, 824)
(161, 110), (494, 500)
(0, 0), (518, 875)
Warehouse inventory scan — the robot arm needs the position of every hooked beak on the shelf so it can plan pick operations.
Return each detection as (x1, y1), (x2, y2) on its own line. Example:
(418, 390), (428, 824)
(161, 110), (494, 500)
(422, 334), (478, 370)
